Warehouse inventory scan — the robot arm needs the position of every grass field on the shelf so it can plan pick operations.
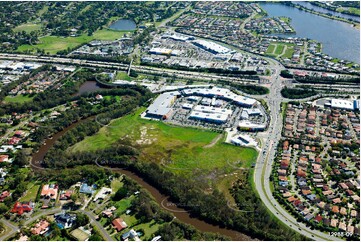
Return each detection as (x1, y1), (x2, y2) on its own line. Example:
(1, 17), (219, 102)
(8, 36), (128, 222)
(266, 44), (275, 55)
(17, 29), (132, 54)
(266, 42), (295, 59)
(281, 47), (295, 59)
(111, 178), (123, 192)
(115, 196), (133, 215)
(115, 71), (133, 81)
(4, 94), (34, 103)
(14, 23), (42, 33)
(70, 108), (258, 173)
(274, 44), (285, 55)
(17, 35), (93, 54)
(19, 183), (40, 202)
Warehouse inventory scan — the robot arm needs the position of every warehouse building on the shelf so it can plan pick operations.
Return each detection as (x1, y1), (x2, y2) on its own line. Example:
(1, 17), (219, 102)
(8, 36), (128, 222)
(145, 93), (178, 120)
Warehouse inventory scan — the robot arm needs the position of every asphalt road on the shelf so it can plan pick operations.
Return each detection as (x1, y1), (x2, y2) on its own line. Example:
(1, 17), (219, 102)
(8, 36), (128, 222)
(0, 208), (113, 241)
(253, 60), (343, 241)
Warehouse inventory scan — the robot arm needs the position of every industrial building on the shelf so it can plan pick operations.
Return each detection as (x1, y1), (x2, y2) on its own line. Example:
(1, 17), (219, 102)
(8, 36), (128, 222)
(145, 92), (178, 120)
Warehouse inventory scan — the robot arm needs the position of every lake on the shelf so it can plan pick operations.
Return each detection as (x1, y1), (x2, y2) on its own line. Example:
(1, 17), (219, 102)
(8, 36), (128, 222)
(109, 19), (136, 31)
(260, 2), (360, 63)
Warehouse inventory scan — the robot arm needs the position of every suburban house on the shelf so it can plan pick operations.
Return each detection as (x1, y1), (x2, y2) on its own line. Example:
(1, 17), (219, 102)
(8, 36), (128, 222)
(112, 218), (128, 232)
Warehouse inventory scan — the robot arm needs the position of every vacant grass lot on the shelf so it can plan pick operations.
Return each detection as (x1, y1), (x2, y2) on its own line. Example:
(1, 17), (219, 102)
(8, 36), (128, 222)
(14, 23), (42, 33)
(70, 108), (258, 173)
(266, 42), (296, 59)
(265, 44), (275, 55)
(274, 44), (285, 55)
(115, 71), (133, 81)
(19, 182), (40, 202)
(4, 94), (34, 103)
(17, 29), (132, 54)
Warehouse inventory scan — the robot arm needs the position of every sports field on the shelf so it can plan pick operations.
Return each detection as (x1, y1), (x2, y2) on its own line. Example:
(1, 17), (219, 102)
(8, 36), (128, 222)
(70, 108), (258, 173)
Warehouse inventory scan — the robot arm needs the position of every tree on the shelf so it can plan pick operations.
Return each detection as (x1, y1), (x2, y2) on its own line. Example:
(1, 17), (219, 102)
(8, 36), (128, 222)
(112, 187), (128, 201)
(75, 213), (90, 227)
(0, 204), (9, 214)
(13, 150), (28, 167)
(70, 193), (79, 202)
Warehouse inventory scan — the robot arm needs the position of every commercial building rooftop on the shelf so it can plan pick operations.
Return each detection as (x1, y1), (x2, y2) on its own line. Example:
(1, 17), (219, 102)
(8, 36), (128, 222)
(146, 92), (177, 117)
(331, 99), (354, 110)
(192, 39), (230, 54)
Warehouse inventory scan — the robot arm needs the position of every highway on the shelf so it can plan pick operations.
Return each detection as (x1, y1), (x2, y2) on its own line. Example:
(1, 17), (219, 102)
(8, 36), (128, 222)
(253, 59), (342, 241)
(0, 53), (257, 85)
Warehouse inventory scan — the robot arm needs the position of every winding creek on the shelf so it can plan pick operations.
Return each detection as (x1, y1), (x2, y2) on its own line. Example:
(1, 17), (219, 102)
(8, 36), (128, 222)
(30, 115), (252, 241)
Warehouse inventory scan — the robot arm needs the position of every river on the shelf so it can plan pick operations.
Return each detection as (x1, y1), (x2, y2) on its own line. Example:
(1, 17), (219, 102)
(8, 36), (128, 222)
(294, 1), (360, 22)
(260, 2), (360, 64)
(30, 117), (252, 241)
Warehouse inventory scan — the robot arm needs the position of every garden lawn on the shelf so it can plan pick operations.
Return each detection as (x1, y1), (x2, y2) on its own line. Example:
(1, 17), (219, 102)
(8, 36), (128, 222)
(19, 183), (40, 202)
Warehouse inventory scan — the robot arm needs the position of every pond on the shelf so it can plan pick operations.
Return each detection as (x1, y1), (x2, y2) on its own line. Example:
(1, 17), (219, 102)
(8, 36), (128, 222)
(109, 19), (136, 31)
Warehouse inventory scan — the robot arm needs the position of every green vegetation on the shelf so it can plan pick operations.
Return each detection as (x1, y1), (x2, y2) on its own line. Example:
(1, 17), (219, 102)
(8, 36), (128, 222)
(17, 29), (133, 54)
(13, 23), (42, 33)
(336, 7), (360, 16)
(274, 44), (285, 55)
(115, 71), (133, 81)
(19, 182), (40, 202)
(92, 29), (133, 40)
(4, 95), (34, 103)
(266, 44), (275, 54)
(281, 87), (318, 99)
(281, 46), (294, 59)
(70, 108), (258, 173)
(266, 42), (295, 59)
(17, 35), (93, 54)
